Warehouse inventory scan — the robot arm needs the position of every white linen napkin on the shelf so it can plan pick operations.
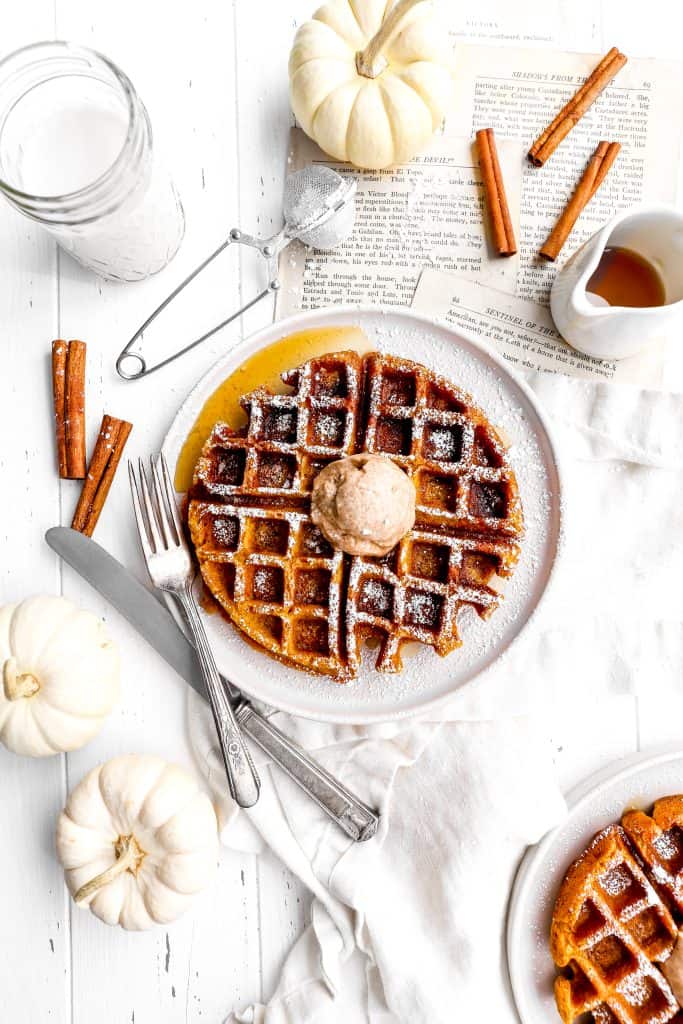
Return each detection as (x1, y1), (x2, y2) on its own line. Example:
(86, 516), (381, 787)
(189, 706), (566, 1023)
(188, 369), (683, 1022)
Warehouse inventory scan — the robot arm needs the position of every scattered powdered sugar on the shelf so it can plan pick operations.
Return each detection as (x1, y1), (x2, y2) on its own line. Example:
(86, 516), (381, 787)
(315, 412), (343, 444)
(654, 831), (680, 861)
(211, 515), (239, 550)
(360, 579), (393, 617)
(270, 411), (296, 437)
(252, 567), (272, 594)
(404, 590), (437, 628)
(617, 972), (653, 1006)
(427, 425), (460, 461)
(599, 863), (634, 897)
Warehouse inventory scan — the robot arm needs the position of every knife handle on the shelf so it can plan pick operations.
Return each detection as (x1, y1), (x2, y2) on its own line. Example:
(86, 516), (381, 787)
(234, 703), (379, 842)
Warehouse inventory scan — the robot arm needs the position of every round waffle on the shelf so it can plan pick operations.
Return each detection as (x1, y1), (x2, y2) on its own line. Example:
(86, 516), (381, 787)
(550, 799), (683, 1024)
(187, 350), (524, 681)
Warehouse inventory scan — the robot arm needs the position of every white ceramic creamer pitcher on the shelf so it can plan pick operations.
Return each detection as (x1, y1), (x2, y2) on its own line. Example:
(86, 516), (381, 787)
(550, 205), (683, 360)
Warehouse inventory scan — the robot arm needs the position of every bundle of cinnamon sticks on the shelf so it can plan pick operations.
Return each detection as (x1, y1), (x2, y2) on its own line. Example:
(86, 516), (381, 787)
(476, 46), (626, 262)
(51, 339), (132, 536)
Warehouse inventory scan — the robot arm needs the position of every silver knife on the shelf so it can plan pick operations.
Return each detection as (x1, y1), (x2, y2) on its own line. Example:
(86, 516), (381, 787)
(45, 527), (378, 842)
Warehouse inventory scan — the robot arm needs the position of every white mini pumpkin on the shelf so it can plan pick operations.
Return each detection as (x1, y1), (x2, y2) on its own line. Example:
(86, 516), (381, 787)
(0, 595), (120, 757)
(289, 0), (454, 169)
(56, 754), (219, 930)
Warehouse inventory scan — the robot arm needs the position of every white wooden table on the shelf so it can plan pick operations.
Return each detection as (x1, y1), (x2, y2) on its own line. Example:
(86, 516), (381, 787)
(1, 2), (682, 1021)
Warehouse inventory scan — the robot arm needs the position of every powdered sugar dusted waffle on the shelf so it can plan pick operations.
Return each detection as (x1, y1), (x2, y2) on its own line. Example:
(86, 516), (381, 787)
(188, 350), (524, 680)
(623, 798), (683, 920)
(551, 812), (683, 1024)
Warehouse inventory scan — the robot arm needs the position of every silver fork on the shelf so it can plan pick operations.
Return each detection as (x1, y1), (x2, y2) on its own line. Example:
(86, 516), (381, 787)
(129, 454), (260, 808)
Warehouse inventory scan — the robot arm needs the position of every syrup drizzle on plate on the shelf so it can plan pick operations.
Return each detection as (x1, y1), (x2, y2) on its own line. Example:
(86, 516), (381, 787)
(174, 325), (372, 492)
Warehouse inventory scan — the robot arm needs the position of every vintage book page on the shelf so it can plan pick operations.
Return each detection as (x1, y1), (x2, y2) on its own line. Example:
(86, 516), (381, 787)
(448, 45), (683, 303)
(412, 268), (664, 387)
(275, 129), (525, 318)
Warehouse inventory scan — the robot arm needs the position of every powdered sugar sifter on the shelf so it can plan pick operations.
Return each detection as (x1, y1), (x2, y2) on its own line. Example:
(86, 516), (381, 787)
(115, 166), (356, 380)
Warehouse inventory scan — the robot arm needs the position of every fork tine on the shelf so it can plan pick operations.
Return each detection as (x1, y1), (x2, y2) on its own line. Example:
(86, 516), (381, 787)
(128, 460), (154, 561)
(137, 457), (163, 553)
(159, 453), (185, 545)
(150, 454), (175, 548)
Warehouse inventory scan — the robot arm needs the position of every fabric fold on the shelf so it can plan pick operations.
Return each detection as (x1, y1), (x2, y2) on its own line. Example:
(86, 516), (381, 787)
(191, 700), (565, 1023)
(525, 370), (683, 467)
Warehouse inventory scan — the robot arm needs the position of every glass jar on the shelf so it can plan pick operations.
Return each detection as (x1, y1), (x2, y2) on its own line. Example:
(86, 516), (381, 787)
(0, 41), (184, 281)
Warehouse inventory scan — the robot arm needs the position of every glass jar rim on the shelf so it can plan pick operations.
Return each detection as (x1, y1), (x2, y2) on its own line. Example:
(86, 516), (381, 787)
(0, 40), (138, 207)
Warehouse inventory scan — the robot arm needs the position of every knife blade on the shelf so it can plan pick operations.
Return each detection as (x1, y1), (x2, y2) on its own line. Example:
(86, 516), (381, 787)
(46, 526), (207, 699)
(45, 526), (379, 841)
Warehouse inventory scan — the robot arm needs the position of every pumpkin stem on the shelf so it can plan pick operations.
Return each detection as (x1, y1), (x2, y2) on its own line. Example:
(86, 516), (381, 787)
(74, 833), (146, 905)
(356, 0), (425, 79)
(3, 657), (40, 701)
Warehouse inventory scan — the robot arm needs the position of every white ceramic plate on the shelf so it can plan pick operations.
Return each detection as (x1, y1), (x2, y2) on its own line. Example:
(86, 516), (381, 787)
(162, 305), (562, 724)
(507, 747), (683, 1024)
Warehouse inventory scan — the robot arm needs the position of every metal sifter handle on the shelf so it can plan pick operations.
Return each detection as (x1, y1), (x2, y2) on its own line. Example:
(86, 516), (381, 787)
(115, 228), (284, 381)
(115, 166), (356, 381)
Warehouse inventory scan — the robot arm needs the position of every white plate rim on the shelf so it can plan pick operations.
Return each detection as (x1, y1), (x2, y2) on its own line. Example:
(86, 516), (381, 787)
(162, 303), (564, 724)
(506, 745), (683, 1024)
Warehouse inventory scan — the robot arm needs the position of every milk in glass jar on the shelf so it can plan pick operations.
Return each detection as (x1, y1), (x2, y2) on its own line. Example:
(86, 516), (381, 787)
(0, 42), (184, 281)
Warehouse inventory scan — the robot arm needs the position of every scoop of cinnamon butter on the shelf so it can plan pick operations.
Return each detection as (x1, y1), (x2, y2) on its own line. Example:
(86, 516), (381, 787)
(311, 453), (416, 557)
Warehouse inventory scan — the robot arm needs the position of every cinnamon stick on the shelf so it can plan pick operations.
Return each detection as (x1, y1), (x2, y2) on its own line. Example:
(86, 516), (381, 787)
(52, 339), (87, 479)
(540, 140), (621, 262)
(71, 415), (133, 536)
(476, 128), (517, 257)
(529, 47), (627, 166)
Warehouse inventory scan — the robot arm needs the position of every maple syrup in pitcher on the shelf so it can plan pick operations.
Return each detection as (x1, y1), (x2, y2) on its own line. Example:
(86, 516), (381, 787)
(586, 246), (666, 309)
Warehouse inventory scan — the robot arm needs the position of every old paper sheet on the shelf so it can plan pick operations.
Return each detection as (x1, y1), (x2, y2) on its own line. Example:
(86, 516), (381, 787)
(411, 269), (664, 387)
(447, 45), (683, 304)
(275, 129), (525, 318)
